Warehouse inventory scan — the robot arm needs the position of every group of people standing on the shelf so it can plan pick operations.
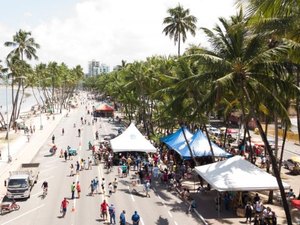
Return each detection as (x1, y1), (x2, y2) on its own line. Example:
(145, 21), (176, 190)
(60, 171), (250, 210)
(100, 199), (140, 225)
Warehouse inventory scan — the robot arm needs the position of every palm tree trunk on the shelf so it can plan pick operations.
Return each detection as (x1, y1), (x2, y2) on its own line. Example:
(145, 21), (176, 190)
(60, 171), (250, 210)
(279, 122), (288, 174)
(242, 85), (292, 225)
(181, 125), (198, 166)
(296, 68), (300, 144)
(203, 124), (215, 163)
(178, 34), (181, 57)
(256, 119), (292, 225)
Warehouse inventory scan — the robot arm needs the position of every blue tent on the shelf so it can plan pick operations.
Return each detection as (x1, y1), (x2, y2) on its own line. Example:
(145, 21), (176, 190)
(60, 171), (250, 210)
(170, 129), (231, 159)
(160, 127), (193, 149)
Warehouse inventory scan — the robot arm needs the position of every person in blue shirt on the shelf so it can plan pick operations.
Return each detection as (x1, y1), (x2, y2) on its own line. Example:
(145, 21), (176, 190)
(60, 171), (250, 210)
(108, 204), (116, 224)
(131, 211), (140, 225)
(119, 210), (126, 225)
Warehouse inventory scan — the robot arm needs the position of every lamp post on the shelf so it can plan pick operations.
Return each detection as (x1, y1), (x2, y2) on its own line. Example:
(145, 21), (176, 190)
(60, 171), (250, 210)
(39, 78), (43, 130)
(5, 75), (11, 163)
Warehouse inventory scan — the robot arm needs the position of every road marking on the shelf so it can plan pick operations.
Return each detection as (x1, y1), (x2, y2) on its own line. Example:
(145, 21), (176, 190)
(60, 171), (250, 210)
(1, 204), (45, 225)
(174, 221), (178, 225)
(36, 175), (54, 184)
(128, 186), (135, 202)
(140, 217), (145, 225)
(31, 191), (43, 197)
(39, 166), (58, 174)
(168, 211), (173, 218)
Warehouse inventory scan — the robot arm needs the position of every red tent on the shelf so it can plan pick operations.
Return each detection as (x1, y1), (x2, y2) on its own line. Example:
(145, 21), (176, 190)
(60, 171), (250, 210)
(95, 104), (114, 112)
(94, 104), (114, 117)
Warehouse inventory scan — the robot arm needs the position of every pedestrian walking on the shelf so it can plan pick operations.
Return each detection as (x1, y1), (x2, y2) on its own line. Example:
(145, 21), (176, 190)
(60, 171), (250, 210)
(100, 200), (109, 220)
(60, 198), (69, 218)
(144, 180), (150, 198)
(113, 178), (118, 193)
(101, 178), (106, 194)
(88, 157), (92, 170)
(62, 128), (65, 136)
(90, 180), (95, 196)
(64, 150), (68, 161)
(71, 182), (76, 199)
(245, 202), (253, 223)
(70, 164), (74, 176)
(120, 210), (126, 225)
(95, 131), (99, 140)
(60, 149), (64, 158)
(131, 211), (140, 225)
(76, 161), (80, 174)
(76, 181), (81, 199)
(109, 204), (116, 224)
(94, 177), (99, 194)
(52, 134), (55, 144)
(78, 128), (81, 137)
(108, 182), (113, 196)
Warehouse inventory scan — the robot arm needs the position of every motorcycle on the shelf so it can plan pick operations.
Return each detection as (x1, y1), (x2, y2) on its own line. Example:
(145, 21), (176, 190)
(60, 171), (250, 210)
(0, 201), (20, 215)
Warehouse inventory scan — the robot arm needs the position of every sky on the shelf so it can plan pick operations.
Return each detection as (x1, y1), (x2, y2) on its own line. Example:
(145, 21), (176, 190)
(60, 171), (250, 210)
(0, 0), (237, 73)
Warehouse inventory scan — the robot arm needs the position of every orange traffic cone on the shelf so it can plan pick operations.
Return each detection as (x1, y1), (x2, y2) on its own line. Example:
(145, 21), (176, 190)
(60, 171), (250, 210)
(72, 205), (75, 212)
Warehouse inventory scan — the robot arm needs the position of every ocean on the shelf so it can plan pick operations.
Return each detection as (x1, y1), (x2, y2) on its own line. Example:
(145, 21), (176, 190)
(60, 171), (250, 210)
(0, 86), (40, 115)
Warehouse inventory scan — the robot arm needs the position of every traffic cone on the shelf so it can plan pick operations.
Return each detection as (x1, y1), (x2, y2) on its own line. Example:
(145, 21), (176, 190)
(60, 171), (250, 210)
(72, 204), (75, 212)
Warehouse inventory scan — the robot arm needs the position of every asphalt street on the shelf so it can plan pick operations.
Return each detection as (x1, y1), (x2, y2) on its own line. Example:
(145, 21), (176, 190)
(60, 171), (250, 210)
(0, 95), (203, 225)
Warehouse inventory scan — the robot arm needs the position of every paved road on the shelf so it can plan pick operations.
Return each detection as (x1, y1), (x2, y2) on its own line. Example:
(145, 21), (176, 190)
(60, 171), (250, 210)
(0, 95), (203, 225)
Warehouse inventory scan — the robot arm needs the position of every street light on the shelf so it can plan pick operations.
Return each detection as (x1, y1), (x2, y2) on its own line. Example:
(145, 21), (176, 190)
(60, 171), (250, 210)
(5, 75), (11, 163)
(39, 78), (43, 130)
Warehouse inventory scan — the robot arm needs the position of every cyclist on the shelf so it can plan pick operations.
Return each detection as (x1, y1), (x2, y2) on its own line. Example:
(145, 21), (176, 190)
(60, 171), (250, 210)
(41, 181), (48, 196)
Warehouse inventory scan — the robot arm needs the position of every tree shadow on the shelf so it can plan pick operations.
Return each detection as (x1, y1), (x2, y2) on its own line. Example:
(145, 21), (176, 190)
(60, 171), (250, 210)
(155, 216), (170, 225)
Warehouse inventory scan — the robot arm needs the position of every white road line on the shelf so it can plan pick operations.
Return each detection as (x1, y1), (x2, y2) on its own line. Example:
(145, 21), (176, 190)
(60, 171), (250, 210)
(1, 204), (45, 225)
(39, 166), (58, 174)
(36, 176), (55, 184)
(174, 221), (178, 225)
(168, 211), (173, 218)
(31, 191), (43, 197)
(140, 217), (145, 225)
(128, 186), (135, 202)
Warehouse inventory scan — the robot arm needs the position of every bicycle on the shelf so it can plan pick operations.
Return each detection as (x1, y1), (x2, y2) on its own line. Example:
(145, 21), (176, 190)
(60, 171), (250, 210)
(0, 201), (20, 215)
(42, 187), (48, 198)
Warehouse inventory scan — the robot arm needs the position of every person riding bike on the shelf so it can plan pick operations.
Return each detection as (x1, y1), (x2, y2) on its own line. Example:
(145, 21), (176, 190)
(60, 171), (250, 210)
(41, 181), (48, 196)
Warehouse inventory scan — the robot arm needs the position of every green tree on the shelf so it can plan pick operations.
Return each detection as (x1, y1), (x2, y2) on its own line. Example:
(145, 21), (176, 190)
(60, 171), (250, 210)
(4, 29), (40, 129)
(185, 9), (298, 225)
(163, 4), (197, 56)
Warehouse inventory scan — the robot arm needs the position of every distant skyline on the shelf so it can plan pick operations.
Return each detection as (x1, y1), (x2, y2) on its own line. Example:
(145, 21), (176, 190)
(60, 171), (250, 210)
(0, 0), (237, 72)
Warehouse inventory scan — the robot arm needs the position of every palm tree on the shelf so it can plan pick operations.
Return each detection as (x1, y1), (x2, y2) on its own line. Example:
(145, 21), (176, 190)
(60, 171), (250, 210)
(185, 9), (298, 224)
(4, 29), (40, 129)
(163, 4), (197, 56)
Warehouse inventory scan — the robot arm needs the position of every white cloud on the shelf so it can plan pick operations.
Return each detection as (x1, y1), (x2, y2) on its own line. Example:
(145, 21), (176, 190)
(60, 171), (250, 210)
(0, 0), (237, 72)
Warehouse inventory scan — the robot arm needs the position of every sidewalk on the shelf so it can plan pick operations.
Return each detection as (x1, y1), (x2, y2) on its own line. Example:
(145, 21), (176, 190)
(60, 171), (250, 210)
(0, 111), (66, 201)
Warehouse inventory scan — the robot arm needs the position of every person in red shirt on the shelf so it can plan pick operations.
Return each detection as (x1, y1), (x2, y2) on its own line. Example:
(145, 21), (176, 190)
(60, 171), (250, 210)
(61, 198), (69, 218)
(100, 200), (109, 220)
(76, 181), (81, 198)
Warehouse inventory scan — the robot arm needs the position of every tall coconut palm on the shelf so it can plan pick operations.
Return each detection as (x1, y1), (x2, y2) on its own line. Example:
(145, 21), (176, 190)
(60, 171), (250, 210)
(4, 29), (40, 129)
(185, 9), (298, 224)
(163, 4), (197, 56)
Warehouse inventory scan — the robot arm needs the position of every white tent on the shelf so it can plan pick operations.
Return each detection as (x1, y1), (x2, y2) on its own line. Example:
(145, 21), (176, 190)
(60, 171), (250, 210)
(110, 123), (157, 153)
(195, 155), (290, 191)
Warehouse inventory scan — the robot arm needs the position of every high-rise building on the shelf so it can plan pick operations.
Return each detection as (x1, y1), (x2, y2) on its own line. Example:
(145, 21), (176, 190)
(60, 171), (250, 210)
(87, 60), (110, 77)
